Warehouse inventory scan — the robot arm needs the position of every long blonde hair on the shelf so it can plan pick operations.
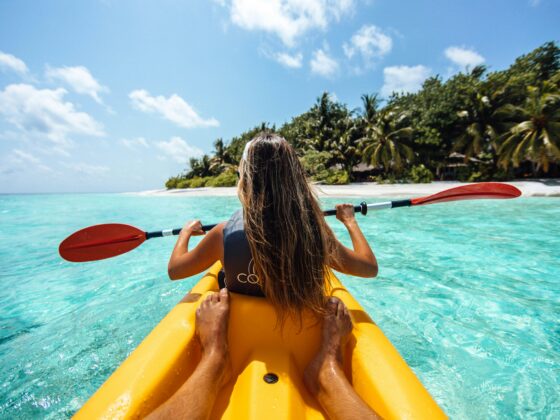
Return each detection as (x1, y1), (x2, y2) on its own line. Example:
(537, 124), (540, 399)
(238, 132), (336, 325)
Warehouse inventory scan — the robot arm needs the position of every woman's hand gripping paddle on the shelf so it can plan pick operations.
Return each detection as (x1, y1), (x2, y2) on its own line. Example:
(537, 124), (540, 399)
(59, 182), (521, 262)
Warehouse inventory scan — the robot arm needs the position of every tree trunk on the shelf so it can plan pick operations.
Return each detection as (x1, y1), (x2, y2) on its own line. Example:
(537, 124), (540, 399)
(531, 160), (538, 178)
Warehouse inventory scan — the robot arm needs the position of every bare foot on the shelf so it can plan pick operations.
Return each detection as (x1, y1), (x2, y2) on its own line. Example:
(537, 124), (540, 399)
(196, 288), (231, 383)
(304, 297), (353, 396)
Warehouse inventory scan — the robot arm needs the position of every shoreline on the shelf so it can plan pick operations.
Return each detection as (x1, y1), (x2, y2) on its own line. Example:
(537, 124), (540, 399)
(130, 180), (560, 198)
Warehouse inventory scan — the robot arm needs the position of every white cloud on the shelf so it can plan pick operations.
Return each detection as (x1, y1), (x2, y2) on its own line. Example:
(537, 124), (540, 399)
(0, 51), (29, 76)
(0, 84), (105, 146)
(11, 149), (53, 172)
(129, 90), (219, 129)
(120, 137), (149, 150)
(12, 149), (40, 165)
(444, 46), (485, 70)
(46, 65), (108, 104)
(274, 52), (303, 68)
(310, 48), (339, 78)
(343, 25), (392, 61)
(0, 149), (53, 175)
(381, 65), (431, 96)
(63, 162), (110, 177)
(155, 136), (204, 163)
(225, 0), (354, 47)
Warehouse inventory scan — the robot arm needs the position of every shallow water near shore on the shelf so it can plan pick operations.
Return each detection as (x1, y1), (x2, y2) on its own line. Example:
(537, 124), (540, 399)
(0, 193), (558, 419)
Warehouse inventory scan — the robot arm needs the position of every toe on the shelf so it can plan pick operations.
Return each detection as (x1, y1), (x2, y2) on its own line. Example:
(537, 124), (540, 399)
(335, 299), (344, 317)
(219, 288), (229, 304)
(211, 292), (219, 304)
(327, 297), (338, 313)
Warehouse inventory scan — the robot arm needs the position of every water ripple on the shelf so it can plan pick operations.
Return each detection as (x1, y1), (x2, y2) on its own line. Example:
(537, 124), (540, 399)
(0, 194), (559, 419)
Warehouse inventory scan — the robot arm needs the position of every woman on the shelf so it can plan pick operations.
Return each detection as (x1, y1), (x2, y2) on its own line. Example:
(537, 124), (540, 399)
(151, 133), (379, 419)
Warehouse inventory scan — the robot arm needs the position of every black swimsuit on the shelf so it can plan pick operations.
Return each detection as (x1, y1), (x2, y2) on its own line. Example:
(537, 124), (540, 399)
(219, 210), (265, 297)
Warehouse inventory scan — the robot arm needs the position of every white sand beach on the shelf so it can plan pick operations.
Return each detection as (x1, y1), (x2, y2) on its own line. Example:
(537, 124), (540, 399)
(132, 180), (560, 198)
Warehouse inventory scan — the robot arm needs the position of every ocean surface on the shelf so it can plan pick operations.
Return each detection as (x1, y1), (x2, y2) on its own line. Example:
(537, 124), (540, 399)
(0, 193), (558, 419)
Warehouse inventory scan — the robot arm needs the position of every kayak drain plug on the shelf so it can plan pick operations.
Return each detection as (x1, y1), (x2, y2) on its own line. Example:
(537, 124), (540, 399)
(263, 373), (279, 384)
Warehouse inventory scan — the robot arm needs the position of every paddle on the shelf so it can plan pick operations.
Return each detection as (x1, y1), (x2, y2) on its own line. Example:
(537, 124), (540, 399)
(59, 182), (521, 262)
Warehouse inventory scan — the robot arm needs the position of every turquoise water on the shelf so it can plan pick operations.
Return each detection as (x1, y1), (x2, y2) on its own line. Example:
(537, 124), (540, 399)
(0, 193), (558, 419)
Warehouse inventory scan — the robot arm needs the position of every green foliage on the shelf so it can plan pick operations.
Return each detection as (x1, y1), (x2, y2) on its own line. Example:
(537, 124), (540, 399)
(164, 42), (560, 188)
(187, 155), (214, 178)
(300, 150), (332, 180)
(495, 85), (560, 173)
(507, 41), (560, 85)
(466, 165), (513, 182)
(176, 179), (191, 188)
(190, 177), (211, 188)
(165, 172), (238, 189)
(165, 177), (180, 189)
(407, 164), (434, 183)
(324, 169), (350, 185)
(209, 138), (235, 174)
(299, 151), (349, 184)
(370, 174), (398, 184)
(359, 106), (414, 174)
(174, 176), (211, 188)
(205, 171), (238, 187)
(280, 92), (355, 170)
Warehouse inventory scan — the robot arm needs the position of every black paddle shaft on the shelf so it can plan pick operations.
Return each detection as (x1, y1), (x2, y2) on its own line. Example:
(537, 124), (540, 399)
(145, 224), (217, 239)
(323, 201), (368, 216)
(145, 200), (390, 240)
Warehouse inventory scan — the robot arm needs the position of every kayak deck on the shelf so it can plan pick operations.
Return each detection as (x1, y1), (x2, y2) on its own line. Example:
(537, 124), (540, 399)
(74, 262), (445, 419)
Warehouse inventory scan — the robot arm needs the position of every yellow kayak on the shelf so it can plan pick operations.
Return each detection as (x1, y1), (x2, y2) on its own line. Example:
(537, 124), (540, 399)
(75, 262), (446, 419)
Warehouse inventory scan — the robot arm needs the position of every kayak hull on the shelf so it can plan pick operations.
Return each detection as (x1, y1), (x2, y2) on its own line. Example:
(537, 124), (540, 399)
(74, 262), (445, 419)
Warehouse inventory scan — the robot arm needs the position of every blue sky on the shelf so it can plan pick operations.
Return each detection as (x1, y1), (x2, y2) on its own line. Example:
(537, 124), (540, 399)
(0, 0), (558, 193)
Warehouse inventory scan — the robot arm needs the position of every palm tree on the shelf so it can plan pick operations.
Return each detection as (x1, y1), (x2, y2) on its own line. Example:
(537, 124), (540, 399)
(188, 155), (213, 178)
(326, 116), (360, 176)
(360, 108), (414, 174)
(495, 84), (560, 173)
(455, 93), (498, 159)
(358, 94), (381, 163)
(210, 138), (233, 173)
(361, 93), (380, 125)
(307, 92), (349, 154)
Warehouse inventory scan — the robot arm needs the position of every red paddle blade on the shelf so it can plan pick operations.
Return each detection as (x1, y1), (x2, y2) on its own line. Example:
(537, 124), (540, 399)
(59, 224), (146, 262)
(411, 182), (521, 206)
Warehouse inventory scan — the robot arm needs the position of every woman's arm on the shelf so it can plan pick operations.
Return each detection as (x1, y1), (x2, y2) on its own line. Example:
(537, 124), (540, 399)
(168, 221), (225, 280)
(329, 204), (378, 278)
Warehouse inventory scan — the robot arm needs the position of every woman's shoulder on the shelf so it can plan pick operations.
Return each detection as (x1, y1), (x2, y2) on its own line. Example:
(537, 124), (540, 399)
(224, 209), (243, 232)
(213, 221), (227, 232)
